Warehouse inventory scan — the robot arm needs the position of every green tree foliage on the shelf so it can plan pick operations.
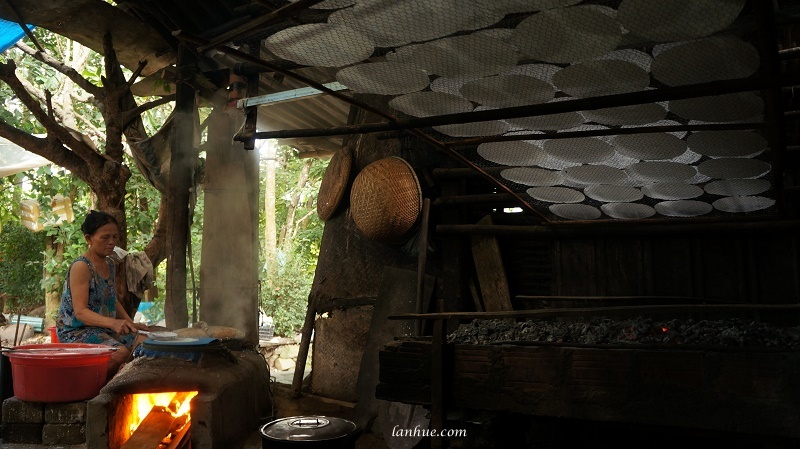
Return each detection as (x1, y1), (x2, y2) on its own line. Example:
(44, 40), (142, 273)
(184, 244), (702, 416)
(0, 221), (45, 311)
(259, 145), (328, 336)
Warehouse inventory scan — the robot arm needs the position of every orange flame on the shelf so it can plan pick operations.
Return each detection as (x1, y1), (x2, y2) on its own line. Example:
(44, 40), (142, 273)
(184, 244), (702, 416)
(661, 326), (669, 333)
(128, 391), (198, 436)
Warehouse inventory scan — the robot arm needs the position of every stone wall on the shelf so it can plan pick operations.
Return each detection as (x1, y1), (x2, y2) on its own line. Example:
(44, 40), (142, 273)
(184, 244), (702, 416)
(258, 338), (311, 373)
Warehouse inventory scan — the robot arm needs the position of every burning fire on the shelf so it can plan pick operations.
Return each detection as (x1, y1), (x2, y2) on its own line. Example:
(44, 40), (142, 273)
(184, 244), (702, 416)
(129, 391), (198, 436)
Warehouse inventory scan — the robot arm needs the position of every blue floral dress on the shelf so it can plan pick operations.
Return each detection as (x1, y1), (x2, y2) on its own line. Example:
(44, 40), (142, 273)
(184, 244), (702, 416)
(56, 256), (136, 349)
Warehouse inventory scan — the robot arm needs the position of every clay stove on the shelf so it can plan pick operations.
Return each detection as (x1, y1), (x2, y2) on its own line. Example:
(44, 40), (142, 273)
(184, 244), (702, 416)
(85, 342), (270, 449)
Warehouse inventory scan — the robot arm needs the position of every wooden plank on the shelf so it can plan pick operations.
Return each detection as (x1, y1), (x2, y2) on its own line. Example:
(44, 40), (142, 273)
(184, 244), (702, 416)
(164, 418), (190, 449)
(600, 238), (644, 296)
(557, 238), (597, 296)
(698, 237), (743, 301)
(121, 406), (174, 449)
(752, 233), (800, 303)
(650, 236), (694, 297)
(470, 215), (513, 312)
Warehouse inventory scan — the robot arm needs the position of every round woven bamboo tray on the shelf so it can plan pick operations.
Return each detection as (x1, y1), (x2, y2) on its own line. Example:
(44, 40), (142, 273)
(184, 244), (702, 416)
(350, 157), (422, 243)
(317, 146), (353, 221)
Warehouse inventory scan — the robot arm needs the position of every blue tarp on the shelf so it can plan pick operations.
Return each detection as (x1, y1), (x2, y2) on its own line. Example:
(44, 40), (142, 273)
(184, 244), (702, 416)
(0, 17), (34, 53)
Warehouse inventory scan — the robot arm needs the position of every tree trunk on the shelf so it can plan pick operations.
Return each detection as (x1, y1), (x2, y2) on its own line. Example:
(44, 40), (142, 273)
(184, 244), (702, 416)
(264, 142), (278, 275)
(44, 236), (64, 328)
(279, 158), (312, 253)
(164, 44), (196, 329)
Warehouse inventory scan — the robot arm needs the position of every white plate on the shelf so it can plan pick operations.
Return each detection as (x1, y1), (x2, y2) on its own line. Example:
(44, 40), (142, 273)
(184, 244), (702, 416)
(626, 162), (697, 183)
(388, 92), (474, 117)
(651, 36), (760, 87)
(553, 60), (650, 98)
(328, 0), (503, 47)
(477, 141), (548, 166)
(511, 6), (623, 63)
(712, 196), (776, 213)
(584, 185), (643, 202)
(549, 203), (602, 220)
(612, 133), (687, 161)
(669, 92), (764, 122)
(505, 112), (585, 131)
(562, 165), (630, 185)
(654, 200), (713, 217)
(434, 121), (509, 137)
(460, 74), (555, 108)
(391, 34), (518, 78)
(704, 179), (770, 196)
(601, 203), (656, 219)
(584, 103), (667, 126)
(617, 0), (747, 42)
(527, 186), (585, 203)
(686, 131), (767, 158)
(500, 167), (563, 186)
(336, 62), (429, 95)
(266, 24), (374, 68)
(697, 158), (771, 179)
(641, 183), (704, 200)
(543, 138), (614, 163)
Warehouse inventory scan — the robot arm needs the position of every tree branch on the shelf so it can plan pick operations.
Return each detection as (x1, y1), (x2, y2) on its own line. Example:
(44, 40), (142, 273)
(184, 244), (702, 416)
(74, 111), (105, 140)
(122, 94), (175, 127)
(0, 120), (91, 180)
(15, 75), (67, 124)
(0, 60), (101, 165)
(14, 41), (103, 98)
(122, 60), (148, 95)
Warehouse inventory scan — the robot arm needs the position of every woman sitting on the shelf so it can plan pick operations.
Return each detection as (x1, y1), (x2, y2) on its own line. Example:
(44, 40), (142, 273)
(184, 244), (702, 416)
(56, 210), (148, 377)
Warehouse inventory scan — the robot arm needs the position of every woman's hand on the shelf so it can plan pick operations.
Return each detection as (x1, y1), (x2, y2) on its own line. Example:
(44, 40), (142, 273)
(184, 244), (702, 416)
(110, 319), (138, 335)
(133, 322), (150, 331)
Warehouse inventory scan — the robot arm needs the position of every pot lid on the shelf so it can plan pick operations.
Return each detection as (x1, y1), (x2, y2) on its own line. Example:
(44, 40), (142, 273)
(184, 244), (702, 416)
(261, 416), (357, 442)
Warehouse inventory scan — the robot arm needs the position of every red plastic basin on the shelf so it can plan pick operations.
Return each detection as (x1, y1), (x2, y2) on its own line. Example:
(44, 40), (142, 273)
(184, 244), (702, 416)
(7, 343), (112, 403)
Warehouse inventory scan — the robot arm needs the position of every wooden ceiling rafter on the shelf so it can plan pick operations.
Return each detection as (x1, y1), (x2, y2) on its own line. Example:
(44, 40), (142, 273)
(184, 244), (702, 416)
(243, 74), (780, 141)
(197, 0), (326, 52)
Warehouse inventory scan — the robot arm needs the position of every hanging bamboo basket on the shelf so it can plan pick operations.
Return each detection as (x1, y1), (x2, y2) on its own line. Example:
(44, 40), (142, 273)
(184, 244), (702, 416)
(317, 146), (353, 221)
(349, 157), (422, 243)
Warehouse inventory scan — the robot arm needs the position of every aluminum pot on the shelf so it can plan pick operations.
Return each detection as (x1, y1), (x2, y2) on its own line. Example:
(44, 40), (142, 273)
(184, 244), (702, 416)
(260, 416), (359, 449)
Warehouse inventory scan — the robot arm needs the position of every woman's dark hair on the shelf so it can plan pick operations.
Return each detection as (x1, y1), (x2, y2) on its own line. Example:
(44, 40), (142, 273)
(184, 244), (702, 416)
(81, 210), (118, 236)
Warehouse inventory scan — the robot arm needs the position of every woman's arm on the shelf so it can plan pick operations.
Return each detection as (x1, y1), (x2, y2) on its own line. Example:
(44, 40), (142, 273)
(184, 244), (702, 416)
(114, 299), (149, 330)
(70, 262), (136, 335)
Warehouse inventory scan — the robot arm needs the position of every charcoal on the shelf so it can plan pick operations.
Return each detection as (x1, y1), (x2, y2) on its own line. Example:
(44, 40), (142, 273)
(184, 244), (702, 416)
(447, 317), (800, 349)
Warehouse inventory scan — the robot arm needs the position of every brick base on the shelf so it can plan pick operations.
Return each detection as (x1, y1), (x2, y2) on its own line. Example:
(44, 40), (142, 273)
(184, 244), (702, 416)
(43, 423), (86, 445)
(3, 397), (88, 445)
(2, 422), (43, 444)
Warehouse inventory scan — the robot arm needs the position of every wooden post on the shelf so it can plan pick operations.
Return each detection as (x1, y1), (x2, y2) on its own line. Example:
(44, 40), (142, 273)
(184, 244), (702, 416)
(416, 199), (431, 336)
(430, 299), (446, 449)
(470, 216), (513, 312)
(291, 301), (316, 398)
(165, 43), (196, 329)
